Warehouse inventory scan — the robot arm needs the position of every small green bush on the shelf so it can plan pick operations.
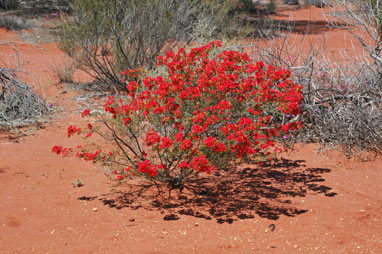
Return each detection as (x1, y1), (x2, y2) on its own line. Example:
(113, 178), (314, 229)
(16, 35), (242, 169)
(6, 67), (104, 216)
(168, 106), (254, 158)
(0, 0), (19, 10)
(53, 62), (75, 84)
(59, 0), (245, 91)
(0, 16), (31, 31)
(267, 0), (277, 14)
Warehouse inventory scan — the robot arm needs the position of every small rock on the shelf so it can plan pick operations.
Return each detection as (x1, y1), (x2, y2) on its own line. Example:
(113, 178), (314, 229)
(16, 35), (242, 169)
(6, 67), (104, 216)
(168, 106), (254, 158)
(163, 214), (179, 221)
(92, 208), (98, 212)
(194, 223), (198, 226)
(265, 223), (276, 233)
(129, 218), (135, 222)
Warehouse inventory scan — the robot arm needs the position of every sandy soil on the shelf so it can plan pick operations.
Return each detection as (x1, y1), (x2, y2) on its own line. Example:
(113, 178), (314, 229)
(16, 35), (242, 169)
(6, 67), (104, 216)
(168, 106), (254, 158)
(1, 6), (382, 254)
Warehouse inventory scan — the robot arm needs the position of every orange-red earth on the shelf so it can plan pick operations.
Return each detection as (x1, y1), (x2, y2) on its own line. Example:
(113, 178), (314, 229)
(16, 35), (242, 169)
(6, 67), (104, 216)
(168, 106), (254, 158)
(1, 6), (381, 254)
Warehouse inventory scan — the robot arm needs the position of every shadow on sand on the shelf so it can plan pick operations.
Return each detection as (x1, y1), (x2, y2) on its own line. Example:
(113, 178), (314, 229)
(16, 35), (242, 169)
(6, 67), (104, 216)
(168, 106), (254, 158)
(79, 158), (336, 224)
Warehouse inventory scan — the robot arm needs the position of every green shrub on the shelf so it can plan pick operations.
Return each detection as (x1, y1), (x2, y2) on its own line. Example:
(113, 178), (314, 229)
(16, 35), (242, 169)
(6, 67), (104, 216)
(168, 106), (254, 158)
(53, 62), (75, 84)
(267, 0), (277, 14)
(237, 0), (259, 12)
(0, 0), (19, 10)
(0, 16), (31, 31)
(59, 0), (244, 91)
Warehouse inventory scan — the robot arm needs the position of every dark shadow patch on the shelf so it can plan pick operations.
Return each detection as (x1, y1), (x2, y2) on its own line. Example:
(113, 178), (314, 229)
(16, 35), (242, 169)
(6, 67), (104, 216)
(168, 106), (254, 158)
(78, 196), (97, 201)
(0, 167), (9, 174)
(98, 158), (336, 223)
(163, 214), (179, 221)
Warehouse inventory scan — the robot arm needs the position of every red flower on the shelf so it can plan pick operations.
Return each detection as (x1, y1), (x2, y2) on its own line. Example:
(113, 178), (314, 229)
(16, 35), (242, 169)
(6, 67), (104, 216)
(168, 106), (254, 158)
(52, 145), (63, 154)
(174, 132), (184, 142)
(138, 160), (157, 177)
(180, 139), (192, 150)
(159, 136), (174, 149)
(145, 129), (160, 146)
(67, 125), (81, 138)
(179, 161), (190, 169)
(116, 175), (124, 181)
(192, 124), (204, 134)
(81, 109), (90, 118)
(204, 136), (217, 148)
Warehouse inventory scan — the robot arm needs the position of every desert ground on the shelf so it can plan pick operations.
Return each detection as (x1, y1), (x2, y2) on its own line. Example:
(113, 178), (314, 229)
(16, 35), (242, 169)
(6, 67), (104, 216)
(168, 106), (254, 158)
(1, 4), (381, 254)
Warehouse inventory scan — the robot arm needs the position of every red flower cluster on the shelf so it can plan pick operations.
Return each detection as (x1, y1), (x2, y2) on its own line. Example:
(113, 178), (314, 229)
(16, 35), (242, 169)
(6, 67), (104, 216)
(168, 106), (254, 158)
(138, 160), (157, 177)
(81, 109), (90, 118)
(52, 146), (71, 157)
(67, 125), (81, 138)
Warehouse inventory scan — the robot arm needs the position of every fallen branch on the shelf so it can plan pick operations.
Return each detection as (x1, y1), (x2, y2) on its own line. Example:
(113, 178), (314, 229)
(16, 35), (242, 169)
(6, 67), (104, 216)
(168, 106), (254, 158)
(0, 67), (49, 127)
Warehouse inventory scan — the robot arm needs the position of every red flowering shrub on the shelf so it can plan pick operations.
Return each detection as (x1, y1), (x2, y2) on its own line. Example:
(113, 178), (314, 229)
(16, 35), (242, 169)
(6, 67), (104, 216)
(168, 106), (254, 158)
(53, 41), (303, 190)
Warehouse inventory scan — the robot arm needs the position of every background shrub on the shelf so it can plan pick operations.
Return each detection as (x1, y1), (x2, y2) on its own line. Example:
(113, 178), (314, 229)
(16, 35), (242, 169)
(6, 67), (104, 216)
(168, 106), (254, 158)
(0, 0), (19, 10)
(0, 67), (49, 127)
(53, 61), (75, 84)
(59, 0), (246, 91)
(241, 26), (382, 154)
(302, 0), (328, 7)
(0, 16), (31, 31)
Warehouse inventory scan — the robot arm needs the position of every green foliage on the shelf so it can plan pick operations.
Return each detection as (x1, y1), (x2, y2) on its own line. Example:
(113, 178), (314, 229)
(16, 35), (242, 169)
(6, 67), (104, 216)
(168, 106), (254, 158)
(59, 0), (243, 91)
(369, 0), (382, 32)
(53, 62), (75, 84)
(267, 0), (277, 14)
(0, 0), (19, 10)
(0, 16), (30, 31)
(71, 178), (83, 188)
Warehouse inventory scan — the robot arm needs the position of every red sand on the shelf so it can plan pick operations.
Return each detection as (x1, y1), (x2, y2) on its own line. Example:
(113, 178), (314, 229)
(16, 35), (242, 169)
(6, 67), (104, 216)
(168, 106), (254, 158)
(1, 6), (381, 253)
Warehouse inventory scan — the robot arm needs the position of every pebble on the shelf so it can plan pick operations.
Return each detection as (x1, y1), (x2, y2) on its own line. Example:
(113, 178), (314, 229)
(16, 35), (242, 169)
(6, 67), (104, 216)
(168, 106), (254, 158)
(92, 208), (98, 212)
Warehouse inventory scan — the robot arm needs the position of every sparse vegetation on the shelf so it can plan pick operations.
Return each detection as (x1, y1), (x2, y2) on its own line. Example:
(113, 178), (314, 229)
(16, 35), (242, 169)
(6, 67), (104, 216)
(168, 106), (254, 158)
(0, 0), (19, 10)
(0, 67), (49, 127)
(59, 0), (246, 91)
(267, 0), (277, 14)
(303, 0), (329, 7)
(53, 62), (75, 84)
(0, 16), (31, 31)
(241, 25), (382, 154)
(71, 178), (83, 187)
